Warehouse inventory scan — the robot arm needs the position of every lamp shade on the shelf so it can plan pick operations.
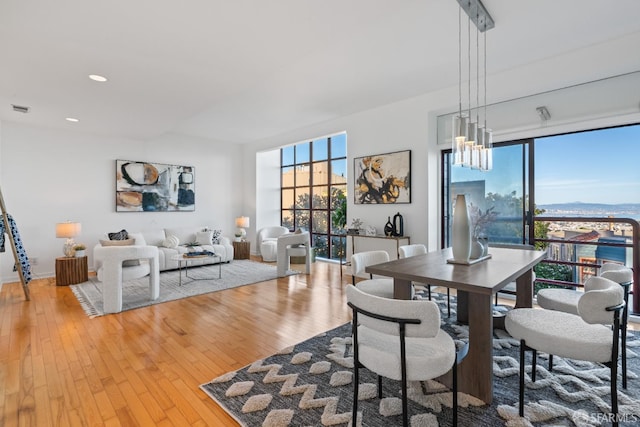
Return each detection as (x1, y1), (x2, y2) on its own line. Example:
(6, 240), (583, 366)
(56, 222), (81, 238)
(235, 216), (250, 228)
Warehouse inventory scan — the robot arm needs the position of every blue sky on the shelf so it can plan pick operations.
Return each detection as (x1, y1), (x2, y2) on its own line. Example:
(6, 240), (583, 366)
(535, 126), (640, 204)
(452, 124), (640, 205)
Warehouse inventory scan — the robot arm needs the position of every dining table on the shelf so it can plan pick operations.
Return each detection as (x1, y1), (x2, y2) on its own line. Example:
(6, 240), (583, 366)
(365, 246), (547, 404)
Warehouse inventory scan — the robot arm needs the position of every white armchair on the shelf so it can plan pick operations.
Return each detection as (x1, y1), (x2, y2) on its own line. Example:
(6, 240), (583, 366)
(93, 244), (160, 314)
(276, 231), (311, 277)
(257, 226), (289, 261)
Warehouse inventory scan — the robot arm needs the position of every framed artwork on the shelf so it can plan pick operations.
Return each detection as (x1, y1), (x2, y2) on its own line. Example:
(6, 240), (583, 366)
(115, 160), (195, 212)
(354, 150), (411, 204)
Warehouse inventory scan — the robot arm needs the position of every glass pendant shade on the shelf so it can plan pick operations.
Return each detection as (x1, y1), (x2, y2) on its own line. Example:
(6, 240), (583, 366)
(452, 115), (468, 165)
(481, 128), (493, 171)
(463, 121), (477, 166)
(471, 127), (484, 169)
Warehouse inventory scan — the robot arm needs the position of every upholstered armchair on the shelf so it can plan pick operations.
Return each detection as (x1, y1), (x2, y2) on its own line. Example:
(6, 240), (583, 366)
(93, 244), (160, 314)
(276, 231), (311, 277)
(257, 226), (289, 261)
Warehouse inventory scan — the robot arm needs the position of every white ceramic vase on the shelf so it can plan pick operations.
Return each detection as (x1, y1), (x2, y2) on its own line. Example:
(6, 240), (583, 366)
(451, 194), (471, 262)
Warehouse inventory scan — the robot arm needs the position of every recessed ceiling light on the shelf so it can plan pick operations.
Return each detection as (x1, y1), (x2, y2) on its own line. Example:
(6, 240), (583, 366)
(66, 117), (79, 122)
(88, 74), (108, 82)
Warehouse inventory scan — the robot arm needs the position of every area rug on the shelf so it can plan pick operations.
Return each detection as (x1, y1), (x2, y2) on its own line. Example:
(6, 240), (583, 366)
(200, 294), (640, 426)
(70, 260), (297, 317)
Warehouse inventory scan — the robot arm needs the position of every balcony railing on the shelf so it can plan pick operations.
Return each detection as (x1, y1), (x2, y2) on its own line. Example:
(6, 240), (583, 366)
(532, 216), (639, 315)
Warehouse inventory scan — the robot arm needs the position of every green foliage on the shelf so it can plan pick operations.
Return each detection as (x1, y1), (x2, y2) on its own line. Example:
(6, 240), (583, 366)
(331, 190), (347, 230)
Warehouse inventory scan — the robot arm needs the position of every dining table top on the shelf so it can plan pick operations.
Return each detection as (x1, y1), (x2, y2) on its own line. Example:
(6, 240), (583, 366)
(365, 246), (547, 295)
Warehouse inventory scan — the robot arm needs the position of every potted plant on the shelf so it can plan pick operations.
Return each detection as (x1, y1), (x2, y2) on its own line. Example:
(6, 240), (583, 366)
(73, 244), (86, 258)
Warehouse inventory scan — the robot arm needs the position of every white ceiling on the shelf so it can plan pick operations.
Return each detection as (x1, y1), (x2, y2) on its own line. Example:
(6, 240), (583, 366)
(1, 0), (640, 143)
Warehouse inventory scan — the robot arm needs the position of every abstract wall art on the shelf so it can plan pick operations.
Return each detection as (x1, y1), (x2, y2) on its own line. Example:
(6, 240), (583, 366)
(115, 160), (195, 212)
(354, 150), (411, 204)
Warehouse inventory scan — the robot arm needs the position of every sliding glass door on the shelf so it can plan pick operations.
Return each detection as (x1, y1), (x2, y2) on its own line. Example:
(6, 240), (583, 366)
(442, 140), (532, 248)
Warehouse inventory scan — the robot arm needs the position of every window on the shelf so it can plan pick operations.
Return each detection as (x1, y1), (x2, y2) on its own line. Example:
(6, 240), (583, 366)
(281, 133), (347, 260)
(442, 123), (640, 294)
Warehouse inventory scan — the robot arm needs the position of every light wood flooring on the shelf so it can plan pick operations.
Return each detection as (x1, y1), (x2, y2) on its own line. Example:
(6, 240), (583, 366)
(0, 258), (351, 426)
(2, 259), (636, 426)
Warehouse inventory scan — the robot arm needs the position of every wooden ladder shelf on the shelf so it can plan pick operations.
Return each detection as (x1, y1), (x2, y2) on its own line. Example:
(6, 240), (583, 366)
(0, 188), (30, 300)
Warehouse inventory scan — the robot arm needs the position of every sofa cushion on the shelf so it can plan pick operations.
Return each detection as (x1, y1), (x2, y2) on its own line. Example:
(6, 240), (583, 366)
(128, 232), (147, 246)
(165, 227), (199, 246)
(141, 229), (167, 247)
(211, 229), (222, 244)
(162, 235), (179, 248)
(196, 230), (213, 246)
(108, 229), (128, 240)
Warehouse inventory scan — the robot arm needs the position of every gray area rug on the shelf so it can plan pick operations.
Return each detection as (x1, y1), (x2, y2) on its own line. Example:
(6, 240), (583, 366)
(70, 260), (296, 317)
(201, 293), (640, 426)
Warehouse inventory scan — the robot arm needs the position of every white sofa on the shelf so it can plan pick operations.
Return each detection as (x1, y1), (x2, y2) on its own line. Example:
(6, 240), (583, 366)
(98, 226), (234, 272)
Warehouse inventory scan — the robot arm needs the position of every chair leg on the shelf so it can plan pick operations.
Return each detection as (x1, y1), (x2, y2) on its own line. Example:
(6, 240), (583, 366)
(401, 373), (408, 427)
(611, 361), (619, 427)
(377, 375), (383, 399)
(427, 285), (432, 300)
(447, 288), (451, 318)
(453, 356), (458, 426)
(519, 340), (525, 417)
(532, 350), (537, 382)
(548, 354), (553, 373)
(353, 364), (359, 427)
(622, 306), (628, 389)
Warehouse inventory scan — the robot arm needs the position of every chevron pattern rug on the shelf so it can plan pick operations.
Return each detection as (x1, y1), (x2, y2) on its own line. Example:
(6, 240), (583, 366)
(200, 294), (640, 426)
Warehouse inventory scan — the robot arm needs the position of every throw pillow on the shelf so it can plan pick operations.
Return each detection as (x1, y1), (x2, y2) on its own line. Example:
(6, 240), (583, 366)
(108, 229), (128, 240)
(162, 235), (179, 248)
(211, 229), (222, 244)
(128, 232), (147, 246)
(99, 238), (135, 246)
(99, 238), (140, 266)
(196, 231), (213, 246)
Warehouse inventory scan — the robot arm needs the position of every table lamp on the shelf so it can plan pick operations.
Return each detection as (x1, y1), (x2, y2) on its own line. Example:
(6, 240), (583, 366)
(56, 221), (81, 257)
(235, 216), (250, 241)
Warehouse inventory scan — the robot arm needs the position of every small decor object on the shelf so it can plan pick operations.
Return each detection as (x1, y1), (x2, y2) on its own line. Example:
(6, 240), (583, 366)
(384, 217), (394, 236)
(116, 160), (195, 212)
(73, 244), (86, 258)
(349, 218), (363, 235)
(235, 216), (250, 241)
(56, 221), (81, 257)
(451, 194), (471, 262)
(364, 225), (376, 236)
(392, 212), (404, 236)
(354, 150), (411, 204)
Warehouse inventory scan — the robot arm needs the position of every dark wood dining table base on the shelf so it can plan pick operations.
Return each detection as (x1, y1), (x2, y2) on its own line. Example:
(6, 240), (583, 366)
(392, 265), (535, 403)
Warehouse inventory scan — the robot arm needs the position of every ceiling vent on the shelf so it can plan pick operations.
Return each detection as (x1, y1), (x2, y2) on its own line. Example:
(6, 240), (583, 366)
(11, 104), (30, 114)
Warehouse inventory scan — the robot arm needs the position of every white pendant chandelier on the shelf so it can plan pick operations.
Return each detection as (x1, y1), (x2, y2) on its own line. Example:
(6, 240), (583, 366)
(452, 0), (493, 171)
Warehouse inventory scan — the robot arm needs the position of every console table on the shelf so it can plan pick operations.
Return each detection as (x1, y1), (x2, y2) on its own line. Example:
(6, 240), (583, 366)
(349, 234), (410, 260)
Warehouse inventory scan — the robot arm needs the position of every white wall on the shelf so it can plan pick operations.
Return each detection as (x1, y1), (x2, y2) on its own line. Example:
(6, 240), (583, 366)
(244, 32), (640, 255)
(0, 123), (242, 283)
(2, 31), (638, 283)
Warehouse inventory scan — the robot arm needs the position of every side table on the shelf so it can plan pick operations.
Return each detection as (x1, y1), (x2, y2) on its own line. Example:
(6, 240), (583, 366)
(233, 241), (250, 260)
(56, 256), (88, 286)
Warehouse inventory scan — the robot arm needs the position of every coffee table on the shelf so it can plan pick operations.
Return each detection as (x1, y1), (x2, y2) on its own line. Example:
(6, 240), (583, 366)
(171, 253), (222, 286)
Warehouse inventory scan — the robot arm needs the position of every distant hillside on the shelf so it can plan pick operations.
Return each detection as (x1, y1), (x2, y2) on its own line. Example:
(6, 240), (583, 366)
(537, 202), (640, 218)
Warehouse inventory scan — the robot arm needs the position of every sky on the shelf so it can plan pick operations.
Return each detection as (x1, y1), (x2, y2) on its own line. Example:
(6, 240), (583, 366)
(452, 124), (640, 205)
(535, 125), (640, 205)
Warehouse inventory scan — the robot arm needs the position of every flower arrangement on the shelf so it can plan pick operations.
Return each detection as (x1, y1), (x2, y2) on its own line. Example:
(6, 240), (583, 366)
(350, 218), (363, 230)
(468, 204), (498, 238)
(73, 244), (86, 251)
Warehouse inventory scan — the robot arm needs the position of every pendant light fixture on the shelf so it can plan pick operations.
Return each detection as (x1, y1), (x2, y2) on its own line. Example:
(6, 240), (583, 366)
(453, 0), (493, 171)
